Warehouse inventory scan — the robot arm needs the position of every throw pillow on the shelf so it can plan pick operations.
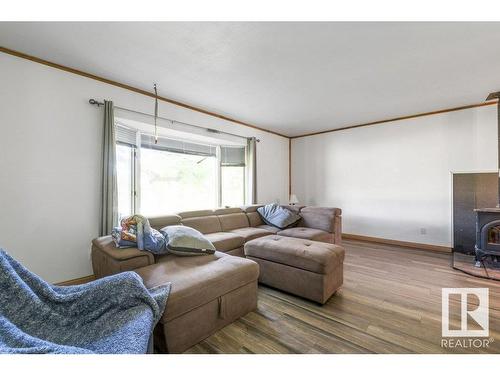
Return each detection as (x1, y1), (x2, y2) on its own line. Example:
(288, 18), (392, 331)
(160, 225), (216, 256)
(257, 203), (302, 229)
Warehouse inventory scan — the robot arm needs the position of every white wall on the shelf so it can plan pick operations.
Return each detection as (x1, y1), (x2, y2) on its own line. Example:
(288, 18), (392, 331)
(0, 53), (289, 283)
(291, 105), (497, 247)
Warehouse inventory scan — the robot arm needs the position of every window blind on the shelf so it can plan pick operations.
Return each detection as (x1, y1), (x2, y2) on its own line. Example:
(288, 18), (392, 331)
(141, 134), (217, 157)
(116, 125), (138, 147)
(221, 146), (246, 167)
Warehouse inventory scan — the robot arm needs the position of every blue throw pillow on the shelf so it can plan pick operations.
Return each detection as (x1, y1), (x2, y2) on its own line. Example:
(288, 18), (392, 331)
(257, 203), (302, 229)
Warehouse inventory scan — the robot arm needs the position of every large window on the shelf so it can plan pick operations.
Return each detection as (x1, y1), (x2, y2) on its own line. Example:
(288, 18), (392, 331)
(115, 125), (247, 217)
(140, 148), (218, 216)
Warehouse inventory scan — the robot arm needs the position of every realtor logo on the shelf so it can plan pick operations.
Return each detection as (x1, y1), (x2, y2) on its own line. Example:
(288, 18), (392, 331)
(442, 288), (489, 337)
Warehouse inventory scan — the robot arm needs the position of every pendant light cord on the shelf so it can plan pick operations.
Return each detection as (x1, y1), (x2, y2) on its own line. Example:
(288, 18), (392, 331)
(154, 83), (158, 144)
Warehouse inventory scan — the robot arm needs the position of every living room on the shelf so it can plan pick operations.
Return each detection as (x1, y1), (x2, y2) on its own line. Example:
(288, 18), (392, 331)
(1, 1), (499, 373)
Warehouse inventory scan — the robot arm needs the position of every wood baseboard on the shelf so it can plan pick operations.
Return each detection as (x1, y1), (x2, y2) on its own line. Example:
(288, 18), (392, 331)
(342, 233), (452, 253)
(56, 275), (95, 286)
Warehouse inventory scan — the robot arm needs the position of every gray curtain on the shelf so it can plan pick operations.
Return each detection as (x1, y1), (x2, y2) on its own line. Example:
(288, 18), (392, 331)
(99, 100), (118, 236)
(246, 137), (257, 204)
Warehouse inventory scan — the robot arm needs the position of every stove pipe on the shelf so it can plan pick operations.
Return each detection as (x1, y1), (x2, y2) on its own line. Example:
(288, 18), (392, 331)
(486, 91), (500, 207)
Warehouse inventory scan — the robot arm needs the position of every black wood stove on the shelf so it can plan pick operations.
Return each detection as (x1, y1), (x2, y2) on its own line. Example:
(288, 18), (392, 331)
(475, 208), (500, 268)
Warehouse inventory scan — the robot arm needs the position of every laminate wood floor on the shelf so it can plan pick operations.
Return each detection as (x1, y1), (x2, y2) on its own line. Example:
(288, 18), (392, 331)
(185, 239), (500, 354)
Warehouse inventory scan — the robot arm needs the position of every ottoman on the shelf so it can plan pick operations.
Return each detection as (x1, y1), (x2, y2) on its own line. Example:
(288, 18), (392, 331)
(244, 235), (345, 304)
(134, 251), (259, 353)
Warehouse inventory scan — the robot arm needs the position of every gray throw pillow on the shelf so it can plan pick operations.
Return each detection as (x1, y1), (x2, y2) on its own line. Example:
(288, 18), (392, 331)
(160, 225), (216, 256)
(257, 203), (302, 230)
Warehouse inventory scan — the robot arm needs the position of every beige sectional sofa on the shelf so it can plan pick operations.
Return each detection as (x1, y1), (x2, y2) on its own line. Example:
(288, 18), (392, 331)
(91, 204), (342, 353)
(92, 205), (342, 277)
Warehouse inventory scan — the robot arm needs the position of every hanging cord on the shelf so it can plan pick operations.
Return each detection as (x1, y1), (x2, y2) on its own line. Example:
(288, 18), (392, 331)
(154, 83), (159, 144)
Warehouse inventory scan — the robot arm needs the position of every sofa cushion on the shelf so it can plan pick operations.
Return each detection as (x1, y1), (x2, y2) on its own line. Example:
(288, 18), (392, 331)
(229, 227), (273, 241)
(299, 207), (341, 233)
(257, 203), (302, 229)
(181, 216), (222, 234)
(203, 232), (245, 252)
(218, 213), (249, 231)
(246, 212), (264, 227)
(135, 252), (259, 322)
(277, 227), (332, 242)
(177, 210), (214, 219)
(213, 207), (243, 215)
(148, 215), (182, 230)
(280, 205), (304, 214)
(244, 235), (344, 274)
(240, 205), (264, 213)
(225, 247), (245, 257)
(91, 236), (155, 278)
(257, 224), (280, 234)
(92, 236), (154, 262)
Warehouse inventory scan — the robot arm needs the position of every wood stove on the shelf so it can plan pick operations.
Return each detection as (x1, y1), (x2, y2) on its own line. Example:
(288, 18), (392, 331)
(451, 92), (500, 278)
(475, 207), (500, 268)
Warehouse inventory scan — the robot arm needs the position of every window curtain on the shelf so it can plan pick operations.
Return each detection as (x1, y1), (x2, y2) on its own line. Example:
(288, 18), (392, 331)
(246, 137), (257, 204)
(99, 100), (118, 236)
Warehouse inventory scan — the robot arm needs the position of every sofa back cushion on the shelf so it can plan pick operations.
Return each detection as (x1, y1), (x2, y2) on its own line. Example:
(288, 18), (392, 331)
(218, 213), (249, 231)
(213, 207), (243, 215)
(240, 205), (264, 213)
(246, 212), (264, 227)
(177, 209), (214, 219)
(280, 204), (304, 214)
(181, 216), (222, 234)
(299, 207), (340, 233)
(148, 215), (182, 230)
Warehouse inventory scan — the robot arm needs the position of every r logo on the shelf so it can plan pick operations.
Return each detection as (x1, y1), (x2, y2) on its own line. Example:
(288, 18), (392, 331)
(442, 288), (489, 337)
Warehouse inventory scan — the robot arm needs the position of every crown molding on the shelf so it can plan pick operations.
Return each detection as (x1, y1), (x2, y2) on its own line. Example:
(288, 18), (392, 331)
(291, 100), (498, 139)
(0, 46), (289, 139)
(2, 46), (496, 142)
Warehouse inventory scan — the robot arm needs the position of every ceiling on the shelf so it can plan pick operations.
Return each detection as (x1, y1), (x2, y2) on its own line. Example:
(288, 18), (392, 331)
(1, 22), (500, 137)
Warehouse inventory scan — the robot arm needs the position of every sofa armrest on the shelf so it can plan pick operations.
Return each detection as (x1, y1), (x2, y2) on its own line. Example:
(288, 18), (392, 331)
(299, 207), (342, 244)
(91, 236), (155, 279)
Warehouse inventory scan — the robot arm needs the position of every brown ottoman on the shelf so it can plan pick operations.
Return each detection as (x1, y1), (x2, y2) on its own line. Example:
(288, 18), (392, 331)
(134, 252), (259, 353)
(244, 235), (344, 304)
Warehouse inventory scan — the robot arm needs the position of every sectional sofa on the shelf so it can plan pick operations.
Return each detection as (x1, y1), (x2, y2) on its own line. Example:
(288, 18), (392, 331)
(92, 205), (342, 277)
(91, 205), (342, 352)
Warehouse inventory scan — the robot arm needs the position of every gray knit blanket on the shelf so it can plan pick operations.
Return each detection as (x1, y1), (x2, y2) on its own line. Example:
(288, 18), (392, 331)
(0, 249), (170, 354)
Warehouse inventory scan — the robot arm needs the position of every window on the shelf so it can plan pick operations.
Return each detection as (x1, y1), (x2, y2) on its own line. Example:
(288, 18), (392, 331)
(115, 124), (247, 217)
(221, 166), (245, 207)
(140, 148), (218, 216)
(116, 144), (134, 219)
(220, 146), (246, 207)
(115, 125), (138, 220)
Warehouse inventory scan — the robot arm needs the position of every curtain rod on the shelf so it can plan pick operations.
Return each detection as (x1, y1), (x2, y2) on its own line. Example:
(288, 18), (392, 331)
(88, 99), (260, 142)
